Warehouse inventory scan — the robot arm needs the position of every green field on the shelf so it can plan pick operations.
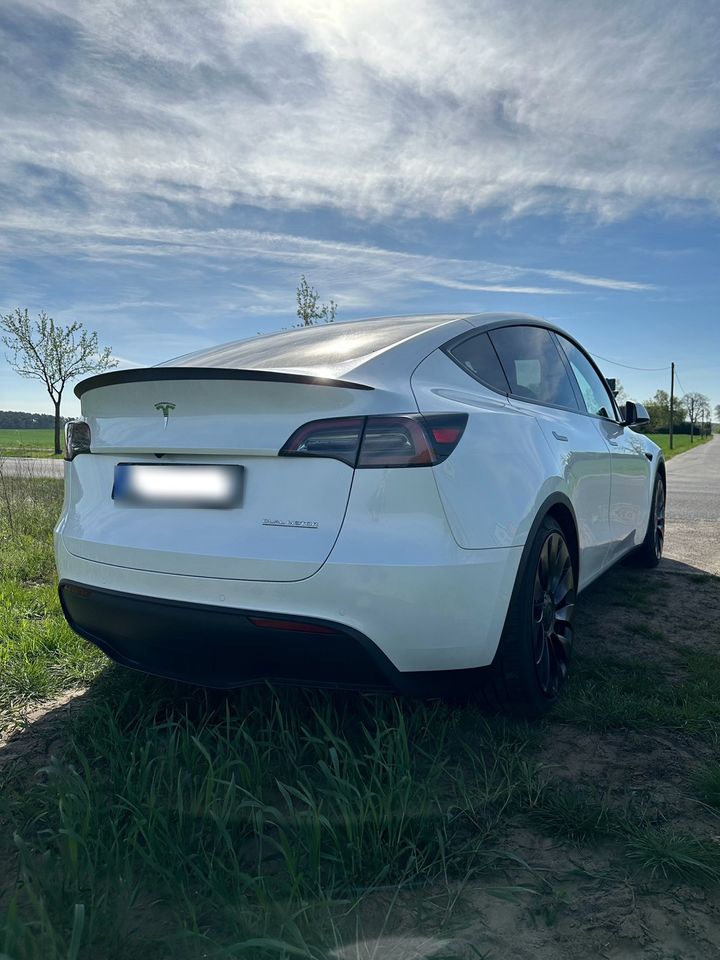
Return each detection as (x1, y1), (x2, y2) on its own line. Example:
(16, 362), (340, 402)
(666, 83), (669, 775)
(645, 431), (712, 459)
(0, 428), (61, 458)
(2, 473), (720, 958)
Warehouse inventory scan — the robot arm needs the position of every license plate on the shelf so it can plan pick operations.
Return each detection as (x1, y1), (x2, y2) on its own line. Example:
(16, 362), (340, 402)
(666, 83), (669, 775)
(112, 464), (244, 508)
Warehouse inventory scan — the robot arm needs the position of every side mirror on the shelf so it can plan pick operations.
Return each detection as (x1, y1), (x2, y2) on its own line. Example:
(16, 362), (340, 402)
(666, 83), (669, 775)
(622, 400), (650, 427)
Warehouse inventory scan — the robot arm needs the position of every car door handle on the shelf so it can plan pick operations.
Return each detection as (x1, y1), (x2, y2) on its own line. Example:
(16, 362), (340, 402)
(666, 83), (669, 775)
(552, 431), (568, 441)
(607, 439), (619, 447)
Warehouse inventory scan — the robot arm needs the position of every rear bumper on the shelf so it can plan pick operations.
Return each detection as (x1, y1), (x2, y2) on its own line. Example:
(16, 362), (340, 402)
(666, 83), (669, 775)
(55, 535), (522, 679)
(59, 581), (395, 690)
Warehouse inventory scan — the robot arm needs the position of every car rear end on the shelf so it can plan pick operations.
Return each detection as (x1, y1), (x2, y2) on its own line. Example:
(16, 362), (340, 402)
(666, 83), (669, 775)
(56, 328), (523, 692)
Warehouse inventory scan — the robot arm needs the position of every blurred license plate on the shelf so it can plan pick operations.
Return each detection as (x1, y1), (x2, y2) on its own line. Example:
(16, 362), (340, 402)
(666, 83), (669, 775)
(112, 464), (244, 508)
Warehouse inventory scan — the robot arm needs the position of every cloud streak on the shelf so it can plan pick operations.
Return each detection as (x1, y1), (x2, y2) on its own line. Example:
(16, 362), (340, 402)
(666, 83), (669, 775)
(0, 214), (654, 303)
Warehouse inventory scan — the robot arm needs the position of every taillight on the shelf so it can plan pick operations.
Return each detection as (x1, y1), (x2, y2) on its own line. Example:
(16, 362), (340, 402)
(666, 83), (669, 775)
(280, 414), (467, 468)
(279, 417), (364, 467)
(357, 417), (434, 467)
(64, 420), (92, 460)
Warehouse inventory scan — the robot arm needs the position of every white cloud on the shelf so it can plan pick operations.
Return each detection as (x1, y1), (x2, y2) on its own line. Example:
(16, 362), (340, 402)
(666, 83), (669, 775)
(2, 0), (718, 226)
(534, 270), (656, 292)
(414, 275), (572, 295)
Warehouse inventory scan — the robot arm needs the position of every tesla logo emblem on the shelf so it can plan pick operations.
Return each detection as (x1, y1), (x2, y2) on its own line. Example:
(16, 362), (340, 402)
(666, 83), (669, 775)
(154, 401), (176, 428)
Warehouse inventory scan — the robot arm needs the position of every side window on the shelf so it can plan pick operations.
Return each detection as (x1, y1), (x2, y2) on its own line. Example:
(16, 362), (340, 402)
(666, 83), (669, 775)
(555, 334), (617, 420)
(488, 326), (579, 410)
(446, 332), (510, 393)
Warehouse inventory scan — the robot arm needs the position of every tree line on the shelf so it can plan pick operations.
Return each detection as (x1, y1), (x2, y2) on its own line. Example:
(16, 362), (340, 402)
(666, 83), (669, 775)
(638, 389), (714, 439)
(0, 410), (69, 429)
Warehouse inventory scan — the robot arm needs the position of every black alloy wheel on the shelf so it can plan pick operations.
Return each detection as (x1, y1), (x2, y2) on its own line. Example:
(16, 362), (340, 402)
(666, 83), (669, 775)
(628, 472), (666, 568)
(653, 477), (665, 560)
(483, 515), (577, 716)
(531, 530), (575, 698)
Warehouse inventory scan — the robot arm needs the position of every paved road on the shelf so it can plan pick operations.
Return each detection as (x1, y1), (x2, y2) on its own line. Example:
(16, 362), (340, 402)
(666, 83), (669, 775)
(662, 434), (720, 575)
(1, 457), (64, 478)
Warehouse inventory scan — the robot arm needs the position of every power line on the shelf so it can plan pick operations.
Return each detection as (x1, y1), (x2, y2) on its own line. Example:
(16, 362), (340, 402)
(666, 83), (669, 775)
(674, 371), (689, 396)
(589, 352), (670, 372)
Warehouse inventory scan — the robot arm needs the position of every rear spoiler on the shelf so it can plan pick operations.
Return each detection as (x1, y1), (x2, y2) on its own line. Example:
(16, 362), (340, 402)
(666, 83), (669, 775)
(75, 367), (374, 399)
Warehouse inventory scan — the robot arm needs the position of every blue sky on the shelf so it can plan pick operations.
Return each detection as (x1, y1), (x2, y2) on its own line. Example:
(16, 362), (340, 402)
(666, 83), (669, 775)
(1, 0), (718, 417)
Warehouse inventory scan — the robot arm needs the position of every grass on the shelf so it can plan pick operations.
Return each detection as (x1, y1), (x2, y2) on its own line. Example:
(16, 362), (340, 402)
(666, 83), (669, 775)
(553, 649), (720, 733)
(624, 825), (720, 883)
(526, 782), (615, 844)
(694, 764), (720, 811)
(1, 687), (542, 959)
(3, 471), (720, 958)
(0, 429), (62, 458)
(0, 471), (103, 731)
(645, 432), (712, 459)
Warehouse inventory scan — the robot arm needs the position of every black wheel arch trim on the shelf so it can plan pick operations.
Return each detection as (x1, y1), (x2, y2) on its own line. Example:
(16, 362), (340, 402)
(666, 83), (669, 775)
(515, 494), (580, 594)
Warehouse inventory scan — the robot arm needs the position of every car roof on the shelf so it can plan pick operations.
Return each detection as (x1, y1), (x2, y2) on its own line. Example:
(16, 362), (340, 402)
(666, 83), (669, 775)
(158, 312), (547, 382)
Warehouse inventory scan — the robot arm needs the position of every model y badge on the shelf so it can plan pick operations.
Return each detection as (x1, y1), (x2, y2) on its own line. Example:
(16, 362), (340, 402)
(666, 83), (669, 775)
(154, 401), (176, 429)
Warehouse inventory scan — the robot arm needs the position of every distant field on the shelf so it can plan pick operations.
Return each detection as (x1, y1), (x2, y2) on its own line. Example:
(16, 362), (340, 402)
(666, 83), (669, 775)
(0, 428), (61, 457)
(645, 432), (711, 459)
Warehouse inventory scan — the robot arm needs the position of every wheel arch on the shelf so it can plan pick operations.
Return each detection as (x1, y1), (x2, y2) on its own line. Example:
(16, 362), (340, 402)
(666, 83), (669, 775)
(656, 457), (666, 488)
(650, 457), (666, 534)
(519, 493), (580, 588)
(485, 491), (579, 716)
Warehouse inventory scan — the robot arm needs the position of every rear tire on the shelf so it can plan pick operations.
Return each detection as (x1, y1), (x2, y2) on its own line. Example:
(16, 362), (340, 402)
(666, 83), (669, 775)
(626, 472), (665, 569)
(481, 516), (576, 717)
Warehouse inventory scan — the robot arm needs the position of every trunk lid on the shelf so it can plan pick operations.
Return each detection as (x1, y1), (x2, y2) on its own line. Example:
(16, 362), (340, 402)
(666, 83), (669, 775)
(61, 370), (398, 582)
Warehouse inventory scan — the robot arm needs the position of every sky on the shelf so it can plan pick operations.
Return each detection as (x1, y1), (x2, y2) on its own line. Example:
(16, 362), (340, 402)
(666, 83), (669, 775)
(0, 0), (718, 418)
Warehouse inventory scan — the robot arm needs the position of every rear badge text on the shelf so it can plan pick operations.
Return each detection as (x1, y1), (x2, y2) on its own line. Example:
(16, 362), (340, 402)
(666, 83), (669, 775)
(262, 519), (319, 529)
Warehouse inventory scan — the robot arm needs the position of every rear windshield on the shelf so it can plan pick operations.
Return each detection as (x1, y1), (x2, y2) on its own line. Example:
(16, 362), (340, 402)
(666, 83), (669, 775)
(159, 318), (453, 370)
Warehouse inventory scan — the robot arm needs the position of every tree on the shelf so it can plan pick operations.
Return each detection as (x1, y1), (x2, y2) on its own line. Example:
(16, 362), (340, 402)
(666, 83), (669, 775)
(644, 389), (671, 432)
(643, 388), (686, 433)
(683, 392), (709, 443)
(296, 276), (337, 326)
(607, 377), (627, 404)
(699, 399), (712, 436)
(1, 308), (117, 454)
(715, 404), (720, 428)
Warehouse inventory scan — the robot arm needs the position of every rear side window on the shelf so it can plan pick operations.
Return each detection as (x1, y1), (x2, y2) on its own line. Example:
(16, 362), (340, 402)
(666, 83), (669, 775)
(488, 326), (579, 410)
(446, 332), (509, 393)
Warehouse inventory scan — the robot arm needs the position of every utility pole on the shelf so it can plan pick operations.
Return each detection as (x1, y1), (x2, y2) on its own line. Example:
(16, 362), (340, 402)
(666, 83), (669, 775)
(669, 362), (675, 451)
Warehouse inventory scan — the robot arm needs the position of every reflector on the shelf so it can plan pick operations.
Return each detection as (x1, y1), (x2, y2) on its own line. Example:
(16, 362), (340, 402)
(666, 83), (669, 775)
(248, 616), (340, 635)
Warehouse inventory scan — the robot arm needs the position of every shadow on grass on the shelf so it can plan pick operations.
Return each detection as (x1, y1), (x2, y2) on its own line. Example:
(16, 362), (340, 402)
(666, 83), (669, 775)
(0, 664), (543, 960)
(2, 555), (720, 958)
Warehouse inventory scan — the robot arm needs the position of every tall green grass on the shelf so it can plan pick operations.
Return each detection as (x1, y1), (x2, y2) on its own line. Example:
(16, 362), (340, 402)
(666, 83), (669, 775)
(3, 470), (720, 959)
(0, 465), (104, 728)
(1, 678), (540, 959)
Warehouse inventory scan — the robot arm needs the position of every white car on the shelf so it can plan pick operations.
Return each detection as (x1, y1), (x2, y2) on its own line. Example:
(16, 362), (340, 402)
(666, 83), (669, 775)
(56, 314), (664, 715)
